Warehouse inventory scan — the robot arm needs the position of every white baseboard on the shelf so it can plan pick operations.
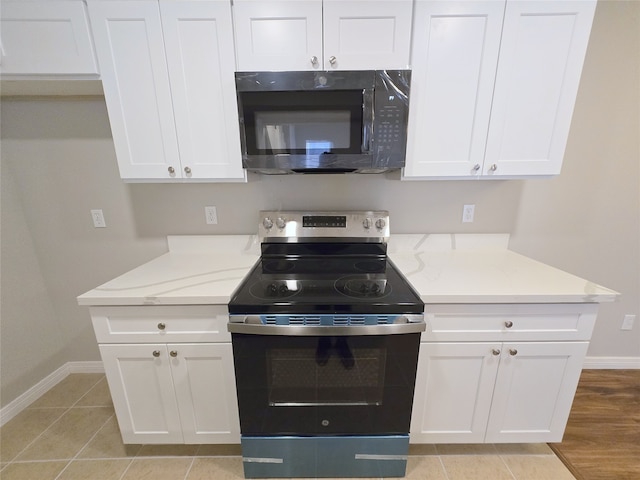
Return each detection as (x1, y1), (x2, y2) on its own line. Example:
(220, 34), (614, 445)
(583, 356), (640, 369)
(0, 361), (104, 427)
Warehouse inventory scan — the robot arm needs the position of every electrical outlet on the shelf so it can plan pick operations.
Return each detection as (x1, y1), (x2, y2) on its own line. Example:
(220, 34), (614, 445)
(205, 206), (218, 225)
(91, 209), (106, 228)
(462, 204), (475, 223)
(621, 314), (636, 330)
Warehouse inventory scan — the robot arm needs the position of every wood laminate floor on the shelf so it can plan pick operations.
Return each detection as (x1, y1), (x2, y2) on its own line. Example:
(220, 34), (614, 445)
(549, 369), (640, 480)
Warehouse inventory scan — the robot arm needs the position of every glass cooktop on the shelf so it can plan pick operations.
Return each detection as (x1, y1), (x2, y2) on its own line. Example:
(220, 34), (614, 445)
(228, 243), (424, 315)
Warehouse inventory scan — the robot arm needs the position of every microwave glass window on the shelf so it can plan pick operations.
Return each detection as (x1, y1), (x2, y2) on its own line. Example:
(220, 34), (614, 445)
(255, 111), (351, 153)
(240, 90), (364, 155)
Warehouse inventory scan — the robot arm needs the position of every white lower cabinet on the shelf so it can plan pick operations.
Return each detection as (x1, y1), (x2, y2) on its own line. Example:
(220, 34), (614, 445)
(92, 306), (240, 444)
(410, 304), (597, 444)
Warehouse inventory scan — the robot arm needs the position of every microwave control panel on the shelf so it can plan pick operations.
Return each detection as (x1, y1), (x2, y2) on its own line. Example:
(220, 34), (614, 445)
(372, 71), (411, 166)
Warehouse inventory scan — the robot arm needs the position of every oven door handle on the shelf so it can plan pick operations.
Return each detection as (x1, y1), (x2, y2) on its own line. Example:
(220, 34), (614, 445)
(228, 316), (425, 336)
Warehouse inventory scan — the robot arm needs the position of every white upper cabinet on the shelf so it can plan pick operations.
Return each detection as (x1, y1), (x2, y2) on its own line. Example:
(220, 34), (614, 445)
(88, 0), (245, 182)
(233, 0), (413, 71)
(404, 0), (596, 179)
(0, 0), (98, 76)
(88, 0), (179, 180)
(233, 0), (323, 71)
(484, 1), (597, 177)
(404, 1), (505, 178)
(160, 1), (245, 180)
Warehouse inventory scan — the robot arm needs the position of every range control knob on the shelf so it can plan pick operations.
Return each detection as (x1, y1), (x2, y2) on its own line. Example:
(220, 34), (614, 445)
(375, 218), (386, 230)
(276, 217), (286, 229)
(363, 218), (373, 229)
(262, 217), (274, 230)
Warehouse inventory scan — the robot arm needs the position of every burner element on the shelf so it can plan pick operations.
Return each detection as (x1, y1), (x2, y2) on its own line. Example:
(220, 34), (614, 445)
(335, 275), (391, 299)
(249, 280), (301, 300)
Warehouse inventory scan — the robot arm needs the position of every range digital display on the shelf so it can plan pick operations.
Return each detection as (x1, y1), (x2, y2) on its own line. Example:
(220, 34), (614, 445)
(302, 216), (347, 228)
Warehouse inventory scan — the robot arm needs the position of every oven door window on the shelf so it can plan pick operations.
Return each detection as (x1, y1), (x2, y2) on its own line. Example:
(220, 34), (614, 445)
(240, 90), (364, 156)
(232, 333), (420, 436)
(267, 340), (385, 407)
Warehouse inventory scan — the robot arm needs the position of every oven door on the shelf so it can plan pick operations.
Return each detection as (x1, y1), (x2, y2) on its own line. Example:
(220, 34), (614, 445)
(231, 331), (420, 436)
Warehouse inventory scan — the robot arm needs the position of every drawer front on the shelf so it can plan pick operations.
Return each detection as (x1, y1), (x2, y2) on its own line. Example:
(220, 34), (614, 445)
(91, 305), (230, 343)
(422, 304), (598, 341)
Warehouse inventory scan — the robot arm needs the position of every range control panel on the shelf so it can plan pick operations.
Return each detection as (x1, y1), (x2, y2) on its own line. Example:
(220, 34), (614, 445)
(259, 211), (390, 241)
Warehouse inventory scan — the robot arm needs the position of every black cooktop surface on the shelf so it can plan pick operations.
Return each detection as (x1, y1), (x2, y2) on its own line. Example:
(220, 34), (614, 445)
(228, 243), (424, 315)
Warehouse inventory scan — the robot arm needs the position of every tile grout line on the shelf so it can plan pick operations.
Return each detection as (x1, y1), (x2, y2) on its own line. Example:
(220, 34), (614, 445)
(53, 412), (120, 480)
(436, 455), (452, 480)
(497, 454), (519, 480)
(4, 375), (108, 470)
(5, 405), (75, 465)
(117, 454), (136, 480)
(182, 457), (196, 480)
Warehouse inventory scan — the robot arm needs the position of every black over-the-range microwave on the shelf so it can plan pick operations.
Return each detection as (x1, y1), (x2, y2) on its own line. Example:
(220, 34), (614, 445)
(234, 70), (411, 174)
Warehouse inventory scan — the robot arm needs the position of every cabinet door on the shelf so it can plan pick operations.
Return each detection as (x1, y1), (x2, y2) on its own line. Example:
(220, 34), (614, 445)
(0, 1), (98, 75)
(322, 0), (412, 70)
(169, 344), (240, 443)
(160, 0), (245, 181)
(410, 342), (500, 443)
(403, 1), (505, 178)
(100, 344), (183, 444)
(484, 1), (596, 177)
(486, 341), (589, 443)
(233, 0), (323, 71)
(87, 0), (181, 180)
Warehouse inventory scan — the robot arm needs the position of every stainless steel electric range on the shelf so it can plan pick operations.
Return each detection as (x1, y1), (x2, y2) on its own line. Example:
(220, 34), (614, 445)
(228, 211), (425, 479)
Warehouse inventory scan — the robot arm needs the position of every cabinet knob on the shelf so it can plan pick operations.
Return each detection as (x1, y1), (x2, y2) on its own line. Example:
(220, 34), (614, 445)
(504, 321), (513, 328)
(184, 166), (191, 175)
(152, 350), (160, 358)
(489, 164), (498, 172)
(491, 348), (501, 356)
(509, 349), (518, 356)
(170, 350), (178, 358)
(473, 164), (481, 171)
(329, 56), (337, 66)
(157, 322), (166, 330)
(310, 56), (318, 66)
(168, 166), (175, 175)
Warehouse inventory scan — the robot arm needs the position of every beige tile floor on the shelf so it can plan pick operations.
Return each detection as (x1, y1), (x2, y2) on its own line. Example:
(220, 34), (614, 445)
(0, 374), (576, 480)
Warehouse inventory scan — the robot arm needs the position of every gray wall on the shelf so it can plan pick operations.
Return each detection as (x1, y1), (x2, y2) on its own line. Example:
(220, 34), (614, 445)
(1, 0), (638, 408)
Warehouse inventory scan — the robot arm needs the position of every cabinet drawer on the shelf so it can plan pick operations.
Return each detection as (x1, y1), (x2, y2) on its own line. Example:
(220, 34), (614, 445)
(422, 304), (598, 342)
(90, 305), (230, 343)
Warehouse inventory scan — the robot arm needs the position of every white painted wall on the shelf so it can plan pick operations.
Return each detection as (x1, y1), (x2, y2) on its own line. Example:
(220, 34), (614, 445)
(1, 0), (638, 407)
